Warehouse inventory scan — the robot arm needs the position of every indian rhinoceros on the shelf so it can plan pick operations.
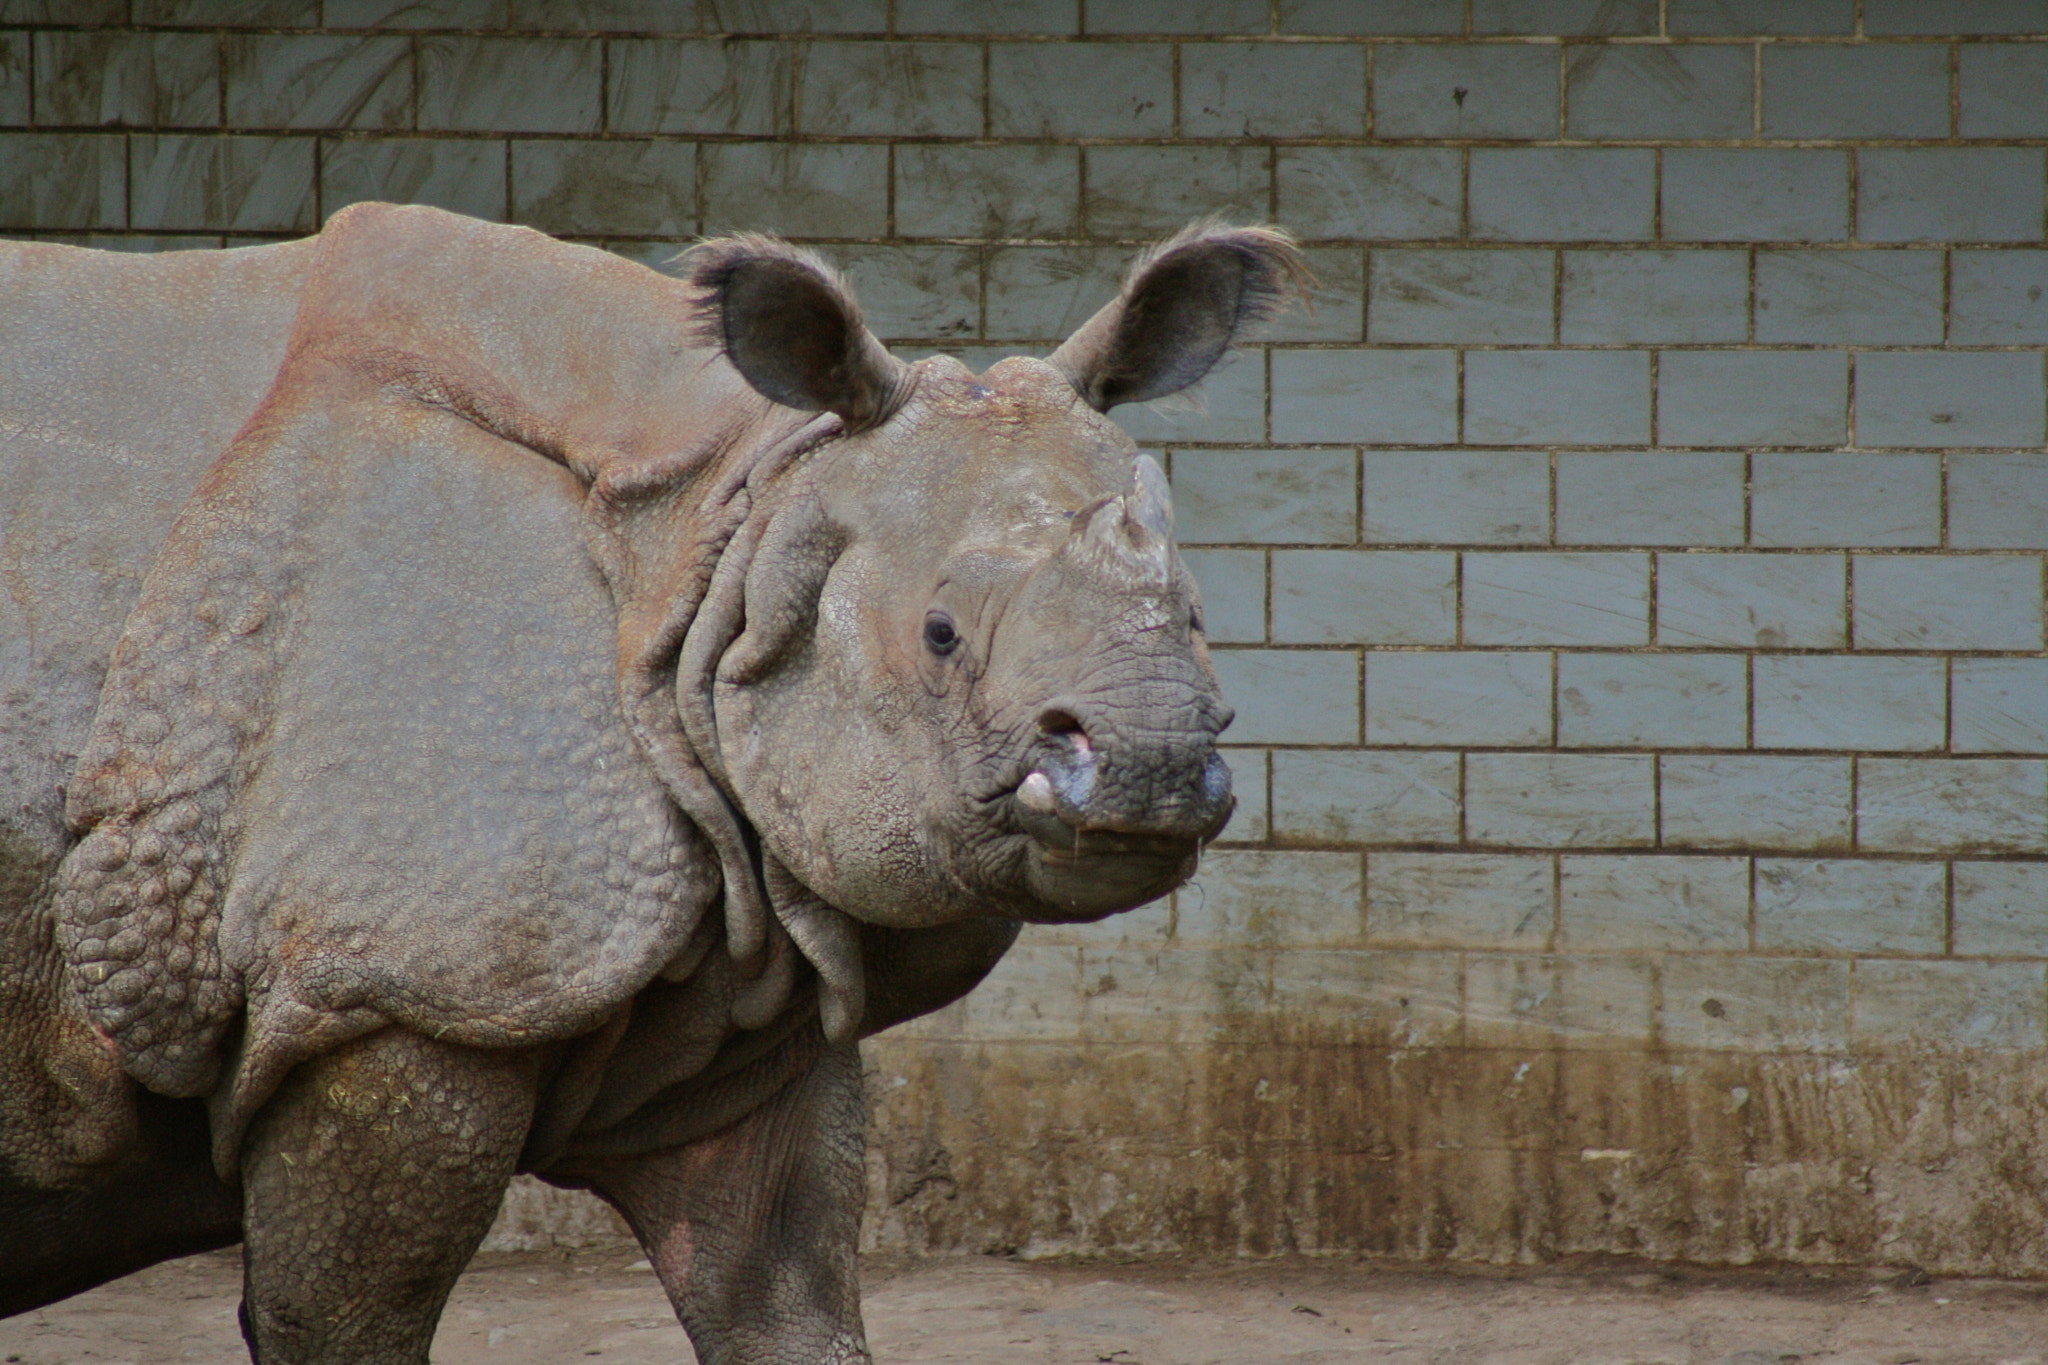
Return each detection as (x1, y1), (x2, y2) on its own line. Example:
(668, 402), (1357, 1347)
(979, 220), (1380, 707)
(0, 202), (1300, 1363)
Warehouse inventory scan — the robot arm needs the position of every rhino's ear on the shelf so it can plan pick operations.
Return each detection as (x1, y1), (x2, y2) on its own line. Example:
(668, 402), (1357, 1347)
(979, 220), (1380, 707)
(1050, 221), (1307, 412)
(687, 235), (911, 433)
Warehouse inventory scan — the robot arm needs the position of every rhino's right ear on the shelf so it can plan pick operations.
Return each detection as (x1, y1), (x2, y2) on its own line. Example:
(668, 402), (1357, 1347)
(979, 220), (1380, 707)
(687, 235), (911, 433)
(1050, 221), (1307, 412)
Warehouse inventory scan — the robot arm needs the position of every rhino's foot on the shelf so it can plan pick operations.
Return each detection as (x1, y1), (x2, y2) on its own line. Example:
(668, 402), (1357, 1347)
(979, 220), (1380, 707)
(236, 1026), (543, 1365)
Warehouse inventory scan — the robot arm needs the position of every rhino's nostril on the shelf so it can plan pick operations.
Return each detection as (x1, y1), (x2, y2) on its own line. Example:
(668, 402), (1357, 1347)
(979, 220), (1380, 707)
(1039, 707), (1086, 741)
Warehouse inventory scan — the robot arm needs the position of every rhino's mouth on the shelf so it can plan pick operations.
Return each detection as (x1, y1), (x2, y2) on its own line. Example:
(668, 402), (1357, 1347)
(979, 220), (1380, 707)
(998, 756), (1221, 920)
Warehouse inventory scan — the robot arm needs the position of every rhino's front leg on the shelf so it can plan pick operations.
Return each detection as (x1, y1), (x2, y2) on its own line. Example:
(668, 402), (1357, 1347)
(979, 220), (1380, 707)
(236, 1027), (542, 1365)
(587, 1041), (873, 1365)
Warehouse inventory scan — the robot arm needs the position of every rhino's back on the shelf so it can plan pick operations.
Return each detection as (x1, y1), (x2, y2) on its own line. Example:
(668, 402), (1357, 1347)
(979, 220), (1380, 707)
(0, 239), (313, 886)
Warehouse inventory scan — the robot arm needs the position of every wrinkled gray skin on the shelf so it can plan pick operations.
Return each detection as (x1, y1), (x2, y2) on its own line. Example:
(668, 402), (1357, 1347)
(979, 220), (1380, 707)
(0, 204), (1300, 1363)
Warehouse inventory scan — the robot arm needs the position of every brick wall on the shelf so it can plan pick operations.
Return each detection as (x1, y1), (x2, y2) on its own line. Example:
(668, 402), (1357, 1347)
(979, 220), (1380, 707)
(7, 0), (2048, 1273)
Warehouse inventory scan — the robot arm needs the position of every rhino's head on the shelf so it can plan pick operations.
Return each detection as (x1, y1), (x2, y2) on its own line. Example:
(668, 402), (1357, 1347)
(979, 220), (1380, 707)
(684, 224), (1303, 930)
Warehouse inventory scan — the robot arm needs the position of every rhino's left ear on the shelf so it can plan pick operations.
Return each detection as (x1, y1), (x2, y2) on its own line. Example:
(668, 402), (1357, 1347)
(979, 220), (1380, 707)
(1050, 221), (1308, 413)
(687, 235), (911, 433)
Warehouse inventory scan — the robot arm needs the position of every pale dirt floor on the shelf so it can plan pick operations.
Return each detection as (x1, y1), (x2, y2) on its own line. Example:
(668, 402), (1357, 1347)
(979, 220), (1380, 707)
(4, 1247), (2048, 1365)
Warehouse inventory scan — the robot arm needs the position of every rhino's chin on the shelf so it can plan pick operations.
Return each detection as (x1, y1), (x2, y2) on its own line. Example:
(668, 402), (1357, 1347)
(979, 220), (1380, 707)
(1009, 818), (1201, 922)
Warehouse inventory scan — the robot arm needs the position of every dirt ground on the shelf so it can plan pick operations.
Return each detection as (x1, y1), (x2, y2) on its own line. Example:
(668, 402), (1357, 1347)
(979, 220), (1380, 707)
(5, 1247), (2048, 1365)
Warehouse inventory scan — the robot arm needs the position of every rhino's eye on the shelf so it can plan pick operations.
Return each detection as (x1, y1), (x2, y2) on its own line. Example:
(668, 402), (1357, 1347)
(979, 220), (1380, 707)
(923, 611), (959, 656)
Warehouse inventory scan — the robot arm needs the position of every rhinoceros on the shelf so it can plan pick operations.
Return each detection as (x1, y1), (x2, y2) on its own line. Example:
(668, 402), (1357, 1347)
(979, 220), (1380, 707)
(0, 203), (1299, 1363)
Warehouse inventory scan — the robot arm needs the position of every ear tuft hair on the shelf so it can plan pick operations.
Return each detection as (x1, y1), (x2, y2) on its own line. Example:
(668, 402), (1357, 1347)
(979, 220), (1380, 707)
(684, 234), (910, 432)
(1050, 220), (1309, 413)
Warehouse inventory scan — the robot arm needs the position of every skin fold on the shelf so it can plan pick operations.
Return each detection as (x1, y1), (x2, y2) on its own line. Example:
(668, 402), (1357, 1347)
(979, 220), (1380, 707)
(0, 205), (1301, 1363)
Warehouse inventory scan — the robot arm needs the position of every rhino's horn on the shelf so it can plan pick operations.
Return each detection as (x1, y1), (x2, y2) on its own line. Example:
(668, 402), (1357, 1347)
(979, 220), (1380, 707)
(1076, 454), (1174, 583)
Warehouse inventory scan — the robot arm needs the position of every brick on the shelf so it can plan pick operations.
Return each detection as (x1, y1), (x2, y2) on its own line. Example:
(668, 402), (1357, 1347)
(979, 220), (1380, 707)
(1176, 849), (1362, 946)
(133, 0), (317, 21)
(1660, 755), (1853, 851)
(1955, 658), (2048, 753)
(1469, 149), (1655, 241)
(1273, 749), (1462, 846)
(1660, 957), (1851, 1053)
(224, 36), (411, 131)
(511, 140), (694, 237)
(700, 0), (888, 31)
(1558, 855), (1749, 950)
(1265, 247), (1365, 343)
(1854, 555), (2044, 652)
(1369, 248), (1553, 345)
(1751, 454), (1940, 548)
(952, 943), (1082, 1040)
(131, 135), (314, 233)
(1763, 44), (1950, 139)
(1857, 352), (2048, 450)
(1271, 349), (1458, 446)
(1660, 352), (1848, 448)
(607, 39), (794, 136)
(700, 142), (886, 238)
(1852, 960), (2048, 1051)
(325, 0), (507, 25)
(1465, 351), (1652, 446)
(1565, 44), (1751, 140)
(987, 42), (1173, 138)
(322, 137), (506, 223)
(1951, 251), (2048, 345)
(1275, 148), (1462, 241)
(1116, 356), (1266, 445)
(1208, 649), (1359, 745)
(1464, 551), (1650, 647)
(1862, 758), (2048, 854)
(0, 0), (124, 16)
(799, 41), (980, 137)
(1371, 44), (1558, 140)
(1182, 42), (1364, 138)
(1473, 0), (1656, 32)
(1752, 655), (1945, 751)
(1365, 650), (1552, 746)
(0, 134), (123, 231)
(895, 145), (1077, 240)
(1218, 748), (1268, 841)
(506, 0), (703, 26)
(983, 246), (1123, 340)
(1960, 45), (2048, 137)
(34, 32), (218, 128)
(0, 34), (22, 127)
(1666, 0), (1854, 33)
(1085, 146), (1268, 237)
(1077, 944), (1269, 1042)
(1280, 0), (1463, 33)
(1662, 149), (1850, 244)
(1859, 150), (2046, 244)
(1558, 249), (1747, 346)
(1555, 452), (1745, 547)
(1467, 953), (1655, 1048)
(1953, 862), (2048, 955)
(1173, 450), (1355, 546)
(1269, 949), (1464, 1043)
(1367, 852), (1552, 947)
(1085, 0), (1266, 33)
(1557, 654), (1746, 749)
(1656, 553), (1847, 649)
(1866, 0), (2048, 33)
(1273, 550), (1457, 645)
(1753, 249), (1941, 345)
(1182, 549), (1264, 644)
(820, 244), (977, 341)
(1031, 890), (1173, 948)
(1364, 450), (1550, 545)
(896, 0), (1075, 31)
(1467, 753), (1656, 848)
(1755, 858), (1946, 954)
(417, 38), (601, 134)
(36, 234), (224, 252)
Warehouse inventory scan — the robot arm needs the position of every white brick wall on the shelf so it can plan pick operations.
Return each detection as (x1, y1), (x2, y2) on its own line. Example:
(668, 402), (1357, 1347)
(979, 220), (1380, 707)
(8, 0), (2048, 1275)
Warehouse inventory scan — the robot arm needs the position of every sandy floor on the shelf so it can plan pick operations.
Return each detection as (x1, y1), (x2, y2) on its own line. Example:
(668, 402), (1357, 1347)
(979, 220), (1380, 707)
(5, 1247), (2048, 1364)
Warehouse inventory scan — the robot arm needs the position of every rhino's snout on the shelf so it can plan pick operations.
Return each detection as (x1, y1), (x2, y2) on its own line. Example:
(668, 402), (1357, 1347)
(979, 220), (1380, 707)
(1012, 708), (1235, 851)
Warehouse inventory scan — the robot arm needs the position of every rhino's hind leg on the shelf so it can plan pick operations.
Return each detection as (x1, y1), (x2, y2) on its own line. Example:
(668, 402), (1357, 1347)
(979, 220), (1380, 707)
(236, 1027), (541, 1365)
(580, 1042), (873, 1365)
